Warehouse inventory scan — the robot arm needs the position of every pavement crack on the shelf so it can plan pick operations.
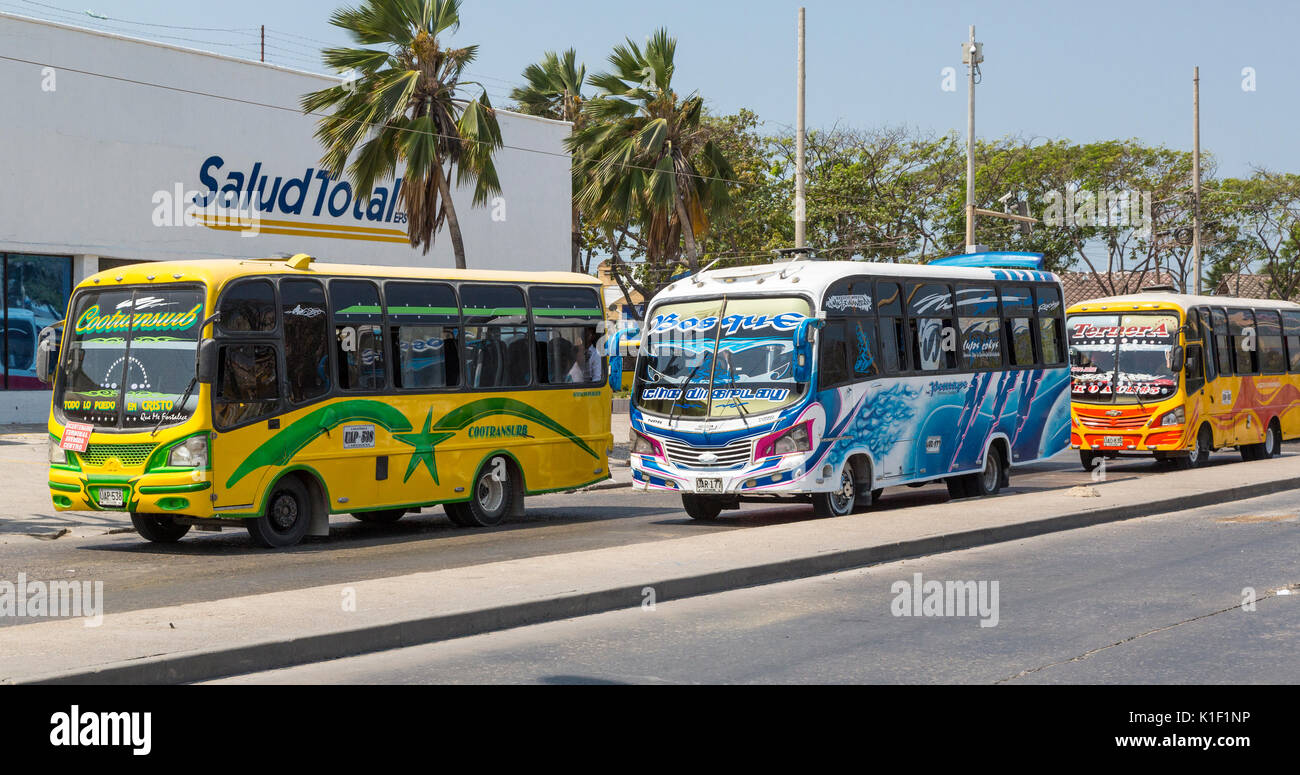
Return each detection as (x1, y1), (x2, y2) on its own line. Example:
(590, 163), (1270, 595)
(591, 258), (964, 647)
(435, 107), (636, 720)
(996, 585), (1297, 684)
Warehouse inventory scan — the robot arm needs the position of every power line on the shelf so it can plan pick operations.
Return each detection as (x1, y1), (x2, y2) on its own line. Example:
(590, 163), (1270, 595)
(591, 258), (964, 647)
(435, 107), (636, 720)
(0, 51), (760, 189)
(17, 0), (258, 33)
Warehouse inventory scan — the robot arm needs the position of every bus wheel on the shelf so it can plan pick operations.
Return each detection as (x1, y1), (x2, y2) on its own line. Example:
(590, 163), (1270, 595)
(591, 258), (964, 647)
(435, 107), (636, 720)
(1264, 420), (1283, 458)
(682, 495), (724, 521)
(453, 456), (515, 527)
(1177, 426), (1213, 469)
(246, 477), (313, 548)
(970, 448), (1005, 497)
(130, 513), (190, 543)
(351, 509), (406, 524)
(813, 468), (856, 518)
(1079, 451), (1101, 473)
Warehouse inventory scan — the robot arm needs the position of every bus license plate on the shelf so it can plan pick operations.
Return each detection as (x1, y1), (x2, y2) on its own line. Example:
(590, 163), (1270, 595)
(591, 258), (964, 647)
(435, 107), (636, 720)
(696, 478), (724, 494)
(99, 488), (124, 508)
(1103, 436), (1123, 449)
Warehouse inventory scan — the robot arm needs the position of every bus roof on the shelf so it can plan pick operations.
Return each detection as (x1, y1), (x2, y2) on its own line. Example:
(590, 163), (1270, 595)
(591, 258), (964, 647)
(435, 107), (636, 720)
(77, 257), (602, 290)
(654, 259), (1060, 304)
(1068, 292), (1300, 314)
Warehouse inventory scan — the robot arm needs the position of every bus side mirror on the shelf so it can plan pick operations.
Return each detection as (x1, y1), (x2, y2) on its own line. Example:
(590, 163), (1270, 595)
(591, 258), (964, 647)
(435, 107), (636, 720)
(197, 339), (219, 384)
(793, 318), (823, 384)
(35, 324), (62, 384)
(1167, 345), (1185, 373)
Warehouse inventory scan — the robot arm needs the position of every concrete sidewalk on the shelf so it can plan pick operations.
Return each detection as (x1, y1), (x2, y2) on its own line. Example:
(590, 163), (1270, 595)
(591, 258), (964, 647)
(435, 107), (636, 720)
(2, 455), (1296, 684)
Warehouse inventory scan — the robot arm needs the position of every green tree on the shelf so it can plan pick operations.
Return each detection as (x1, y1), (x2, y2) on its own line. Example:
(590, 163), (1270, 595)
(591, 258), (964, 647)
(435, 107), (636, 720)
(510, 49), (587, 273)
(301, 0), (502, 268)
(569, 29), (734, 288)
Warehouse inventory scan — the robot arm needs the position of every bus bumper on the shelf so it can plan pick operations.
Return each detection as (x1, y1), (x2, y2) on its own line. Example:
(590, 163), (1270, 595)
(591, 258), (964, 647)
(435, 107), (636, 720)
(48, 469), (214, 516)
(1070, 428), (1189, 453)
(630, 456), (814, 495)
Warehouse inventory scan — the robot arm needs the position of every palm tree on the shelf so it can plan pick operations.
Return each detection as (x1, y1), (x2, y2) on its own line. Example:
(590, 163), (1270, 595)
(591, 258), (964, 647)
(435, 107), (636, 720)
(568, 29), (733, 276)
(301, 0), (502, 268)
(511, 50), (586, 273)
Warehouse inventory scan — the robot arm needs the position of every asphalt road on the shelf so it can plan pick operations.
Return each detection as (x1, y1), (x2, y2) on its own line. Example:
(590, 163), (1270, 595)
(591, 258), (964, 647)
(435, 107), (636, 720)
(211, 490), (1300, 684)
(0, 447), (1291, 625)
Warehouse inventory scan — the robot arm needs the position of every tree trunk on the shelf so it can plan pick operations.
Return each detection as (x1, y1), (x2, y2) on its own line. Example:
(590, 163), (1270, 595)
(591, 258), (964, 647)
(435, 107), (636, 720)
(433, 161), (467, 270)
(571, 203), (582, 274)
(674, 193), (700, 273)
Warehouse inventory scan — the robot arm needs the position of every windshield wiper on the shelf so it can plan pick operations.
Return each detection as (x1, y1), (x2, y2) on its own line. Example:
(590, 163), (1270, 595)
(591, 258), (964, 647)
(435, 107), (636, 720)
(152, 376), (197, 437)
(719, 350), (753, 429)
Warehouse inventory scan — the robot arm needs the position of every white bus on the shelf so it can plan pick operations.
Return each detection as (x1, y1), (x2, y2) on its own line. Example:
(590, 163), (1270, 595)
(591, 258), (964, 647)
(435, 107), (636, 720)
(622, 253), (1073, 519)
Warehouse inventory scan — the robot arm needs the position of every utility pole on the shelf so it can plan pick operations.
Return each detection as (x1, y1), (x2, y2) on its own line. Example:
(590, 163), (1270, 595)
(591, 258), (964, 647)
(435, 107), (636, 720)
(1192, 66), (1203, 294)
(261, 25), (265, 62)
(795, 7), (807, 250)
(963, 26), (983, 253)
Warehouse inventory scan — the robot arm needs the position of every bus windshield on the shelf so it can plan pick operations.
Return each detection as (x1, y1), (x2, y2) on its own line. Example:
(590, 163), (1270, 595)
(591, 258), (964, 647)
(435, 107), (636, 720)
(1067, 311), (1181, 404)
(57, 286), (205, 429)
(635, 296), (812, 419)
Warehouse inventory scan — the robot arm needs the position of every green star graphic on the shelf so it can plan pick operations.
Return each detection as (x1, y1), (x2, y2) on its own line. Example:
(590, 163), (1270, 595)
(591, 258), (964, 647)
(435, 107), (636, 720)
(393, 409), (455, 484)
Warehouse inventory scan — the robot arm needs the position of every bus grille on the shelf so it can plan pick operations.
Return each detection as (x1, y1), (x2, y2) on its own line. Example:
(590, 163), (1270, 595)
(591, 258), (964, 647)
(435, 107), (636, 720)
(78, 443), (158, 468)
(663, 439), (753, 469)
(1077, 415), (1150, 430)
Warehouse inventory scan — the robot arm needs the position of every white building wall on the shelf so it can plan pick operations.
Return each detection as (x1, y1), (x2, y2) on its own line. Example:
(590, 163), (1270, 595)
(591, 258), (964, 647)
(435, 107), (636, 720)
(0, 12), (573, 422)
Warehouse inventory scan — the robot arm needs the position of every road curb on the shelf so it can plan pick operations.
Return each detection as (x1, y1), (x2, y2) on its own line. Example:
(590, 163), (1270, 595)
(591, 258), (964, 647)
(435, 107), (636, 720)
(21, 473), (1300, 685)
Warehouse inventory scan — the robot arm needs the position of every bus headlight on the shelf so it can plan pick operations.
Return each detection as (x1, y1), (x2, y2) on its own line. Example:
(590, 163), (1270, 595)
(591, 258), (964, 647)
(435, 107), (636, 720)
(49, 440), (67, 464)
(168, 436), (209, 468)
(1155, 407), (1185, 427)
(772, 425), (812, 456)
(631, 430), (663, 458)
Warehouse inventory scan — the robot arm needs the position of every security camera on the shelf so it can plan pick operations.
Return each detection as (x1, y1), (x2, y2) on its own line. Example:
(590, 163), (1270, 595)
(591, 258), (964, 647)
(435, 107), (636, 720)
(969, 44), (977, 54)
(998, 191), (1014, 204)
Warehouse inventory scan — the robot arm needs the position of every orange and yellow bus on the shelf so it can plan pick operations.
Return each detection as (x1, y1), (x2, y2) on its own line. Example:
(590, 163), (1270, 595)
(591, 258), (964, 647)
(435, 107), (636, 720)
(1066, 292), (1300, 469)
(41, 255), (613, 547)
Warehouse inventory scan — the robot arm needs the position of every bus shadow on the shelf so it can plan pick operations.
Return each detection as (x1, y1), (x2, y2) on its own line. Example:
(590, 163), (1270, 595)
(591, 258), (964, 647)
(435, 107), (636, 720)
(77, 503), (681, 557)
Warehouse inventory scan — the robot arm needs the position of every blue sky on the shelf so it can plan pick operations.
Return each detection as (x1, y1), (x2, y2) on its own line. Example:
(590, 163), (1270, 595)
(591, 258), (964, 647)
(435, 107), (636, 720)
(4, 0), (1294, 178)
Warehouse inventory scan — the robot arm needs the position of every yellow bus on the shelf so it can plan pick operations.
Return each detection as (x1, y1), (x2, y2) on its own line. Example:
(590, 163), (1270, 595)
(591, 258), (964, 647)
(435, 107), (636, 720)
(40, 254), (613, 547)
(1066, 291), (1300, 470)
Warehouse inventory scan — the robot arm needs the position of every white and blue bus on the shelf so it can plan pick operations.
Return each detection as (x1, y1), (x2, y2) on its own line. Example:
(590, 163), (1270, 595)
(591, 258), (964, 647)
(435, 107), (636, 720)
(621, 253), (1073, 519)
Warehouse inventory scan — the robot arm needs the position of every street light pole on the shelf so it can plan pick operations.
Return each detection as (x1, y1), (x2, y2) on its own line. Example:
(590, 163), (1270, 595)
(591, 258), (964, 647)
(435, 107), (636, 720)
(1192, 66), (1203, 295)
(795, 7), (807, 251)
(964, 26), (982, 253)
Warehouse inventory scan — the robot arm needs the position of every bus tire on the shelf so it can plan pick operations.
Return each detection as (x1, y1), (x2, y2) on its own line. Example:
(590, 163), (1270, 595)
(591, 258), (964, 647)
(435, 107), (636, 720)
(130, 512), (190, 543)
(1264, 420), (1283, 458)
(1079, 450), (1101, 473)
(970, 447), (1005, 497)
(946, 476), (973, 500)
(682, 495), (724, 521)
(813, 467), (856, 518)
(454, 456), (515, 527)
(1176, 425), (1213, 469)
(351, 509), (406, 524)
(246, 477), (313, 548)
(444, 503), (474, 527)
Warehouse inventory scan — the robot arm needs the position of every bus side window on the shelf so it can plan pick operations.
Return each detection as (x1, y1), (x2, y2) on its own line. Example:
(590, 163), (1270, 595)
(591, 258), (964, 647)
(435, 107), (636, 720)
(330, 279), (387, 391)
(851, 318), (881, 379)
(1184, 342), (1205, 395)
(1035, 286), (1065, 365)
(1212, 308), (1232, 378)
(1229, 308), (1258, 375)
(1198, 309), (1217, 382)
(215, 344), (279, 428)
(1255, 309), (1286, 375)
(218, 278), (276, 334)
(461, 285), (531, 389)
(876, 281), (906, 373)
(530, 286), (604, 386)
(955, 285), (1001, 371)
(1000, 285), (1035, 367)
(385, 281), (461, 390)
(281, 279), (331, 404)
(906, 282), (955, 372)
(1283, 310), (1300, 373)
(818, 321), (853, 389)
